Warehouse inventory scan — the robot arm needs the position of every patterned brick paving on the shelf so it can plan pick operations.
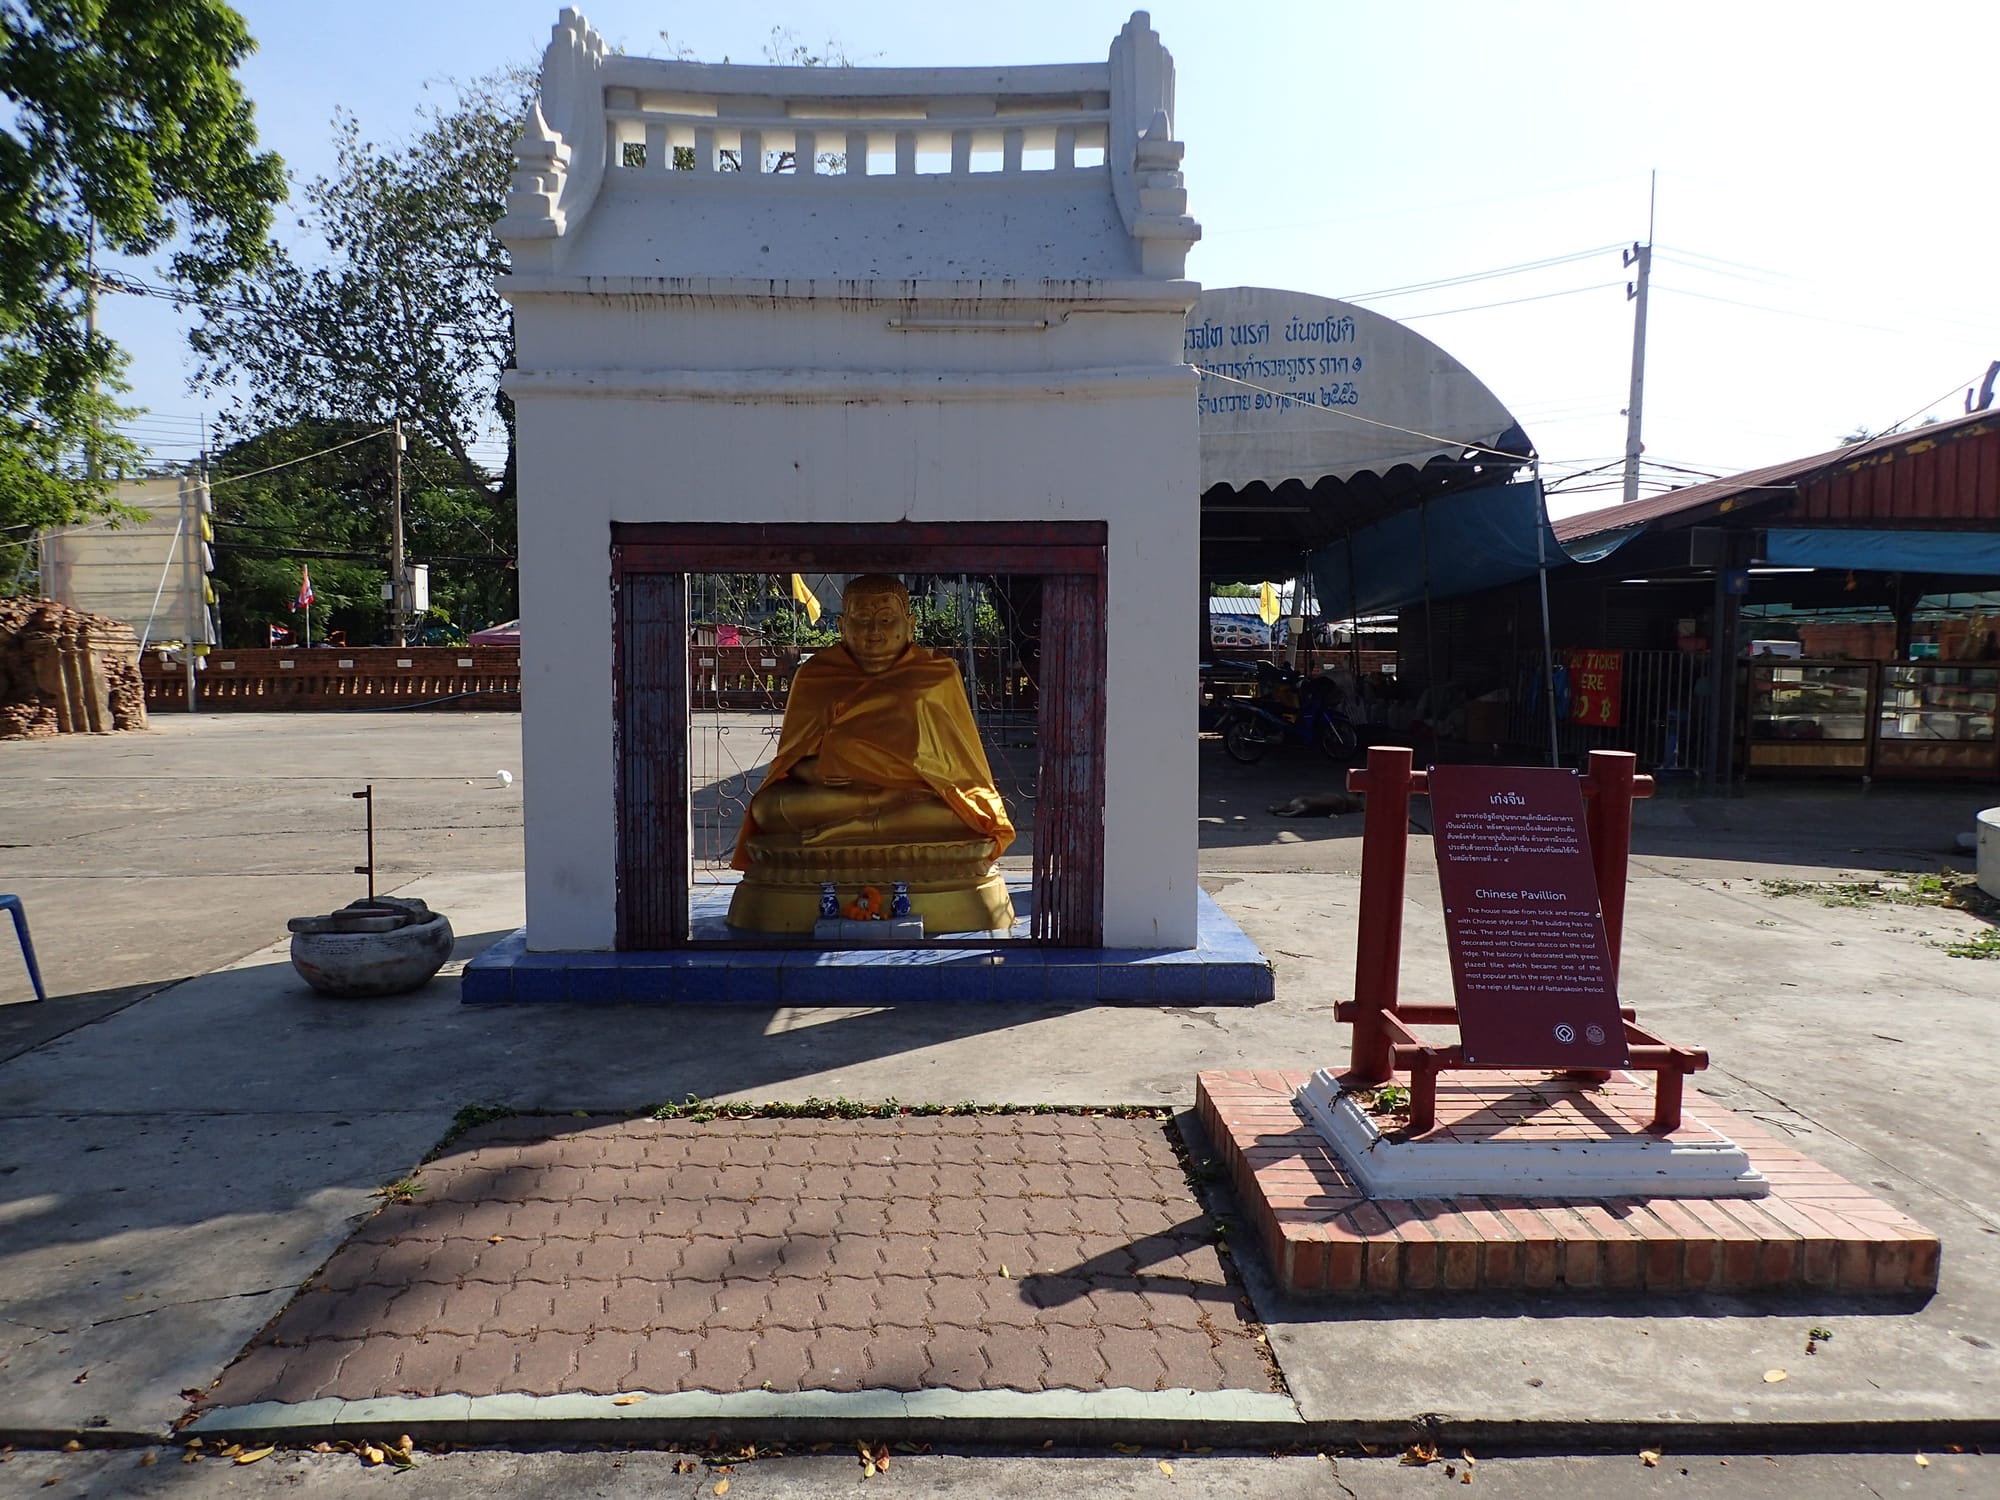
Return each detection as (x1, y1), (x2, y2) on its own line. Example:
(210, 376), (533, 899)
(208, 1114), (1274, 1406)
(1198, 1070), (1941, 1298)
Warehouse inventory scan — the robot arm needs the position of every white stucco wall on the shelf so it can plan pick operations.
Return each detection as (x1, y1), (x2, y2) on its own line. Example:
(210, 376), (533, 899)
(499, 10), (1203, 952)
(511, 312), (1200, 950)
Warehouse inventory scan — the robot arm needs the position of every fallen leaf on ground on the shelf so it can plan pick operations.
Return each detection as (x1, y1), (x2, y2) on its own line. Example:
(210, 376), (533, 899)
(613, 1394), (646, 1406)
(60, 1441), (80, 1453)
(1113, 1443), (1143, 1455)
(1159, 1459), (1174, 1475)
(234, 1447), (275, 1465)
(182, 1451), (201, 1465)
(1462, 1449), (1477, 1466)
(1640, 1450), (1660, 1467)
(873, 1445), (890, 1472)
(489, 1235), (505, 1244)
(1916, 1454), (1931, 1467)
(1402, 1443), (1440, 1466)
(714, 1481), (729, 1496)
(1763, 1369), (1788, 1383)
(998, 1264), (1009, 1277)
(362, 1445), (384, 1466)
(138, 1452), (157, 1467)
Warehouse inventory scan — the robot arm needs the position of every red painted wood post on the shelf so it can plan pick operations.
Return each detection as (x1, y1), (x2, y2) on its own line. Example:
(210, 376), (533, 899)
(1346, 744), (1416, 1083)
(1580, 749), (1653, 984)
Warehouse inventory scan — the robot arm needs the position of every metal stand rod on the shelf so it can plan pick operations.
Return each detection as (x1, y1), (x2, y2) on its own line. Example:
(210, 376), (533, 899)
(352, 785), (375, 899)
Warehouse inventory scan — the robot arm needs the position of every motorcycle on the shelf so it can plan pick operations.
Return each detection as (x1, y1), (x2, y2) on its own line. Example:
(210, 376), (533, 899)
(1214, 660), (1359, 764)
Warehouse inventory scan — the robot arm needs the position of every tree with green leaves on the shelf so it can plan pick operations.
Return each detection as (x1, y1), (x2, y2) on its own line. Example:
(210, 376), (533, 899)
(208, 421), (516, 647)
(188, 71), (528, 501)
(0, 0), (284, 551)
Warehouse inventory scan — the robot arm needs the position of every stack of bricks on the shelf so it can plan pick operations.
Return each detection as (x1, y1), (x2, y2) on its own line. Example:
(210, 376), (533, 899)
(1195, 1070), (1940, 1298)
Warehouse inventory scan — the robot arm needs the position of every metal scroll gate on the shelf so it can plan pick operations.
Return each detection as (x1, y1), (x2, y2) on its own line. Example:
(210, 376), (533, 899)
(1505, 649), (1708, 775)
(611, 522), (1106, 949)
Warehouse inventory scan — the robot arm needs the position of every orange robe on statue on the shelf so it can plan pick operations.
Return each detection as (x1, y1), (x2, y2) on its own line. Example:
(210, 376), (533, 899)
(731, 643), (1015, 869)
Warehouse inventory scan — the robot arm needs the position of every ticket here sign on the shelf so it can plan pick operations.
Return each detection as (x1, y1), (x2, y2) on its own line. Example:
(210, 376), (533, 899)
(1428, 766), (1630, 1070)
(1568, 649), (1623, 727)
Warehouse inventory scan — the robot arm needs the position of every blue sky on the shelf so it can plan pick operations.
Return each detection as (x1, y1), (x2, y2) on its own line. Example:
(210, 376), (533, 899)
(96, 1), (2000, 516)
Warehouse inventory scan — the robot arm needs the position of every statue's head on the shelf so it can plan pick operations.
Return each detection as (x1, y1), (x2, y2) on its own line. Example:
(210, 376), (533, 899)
(839, 575), (913, 674)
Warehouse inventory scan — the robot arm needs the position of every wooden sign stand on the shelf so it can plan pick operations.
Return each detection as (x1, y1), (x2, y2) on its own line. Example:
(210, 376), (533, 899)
(1335, 746), (1709, 1135)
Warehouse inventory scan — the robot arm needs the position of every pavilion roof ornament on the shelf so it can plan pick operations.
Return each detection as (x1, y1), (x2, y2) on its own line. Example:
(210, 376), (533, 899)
(496, 101), (572, 240)
(496, 8), (1199, 284)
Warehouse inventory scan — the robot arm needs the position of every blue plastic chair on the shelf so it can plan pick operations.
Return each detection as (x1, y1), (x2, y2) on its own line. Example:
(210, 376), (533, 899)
(1, 896), (46, 1002)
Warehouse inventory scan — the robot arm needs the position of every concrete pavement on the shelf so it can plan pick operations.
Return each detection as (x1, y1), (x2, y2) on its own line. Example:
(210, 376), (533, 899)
(9, 1447), (2000, 1498)
(1, 715), (1997, 1475)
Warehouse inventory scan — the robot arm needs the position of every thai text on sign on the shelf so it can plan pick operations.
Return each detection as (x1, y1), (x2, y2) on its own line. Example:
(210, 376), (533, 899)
(1568, 648), (1623, 727)
(1427, 765), (1630, 1070)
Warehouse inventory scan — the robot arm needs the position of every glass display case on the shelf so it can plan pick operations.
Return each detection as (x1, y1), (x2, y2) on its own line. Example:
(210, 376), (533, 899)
(1875, 663), (2000, 776)
(1744, 661), (1875, 773)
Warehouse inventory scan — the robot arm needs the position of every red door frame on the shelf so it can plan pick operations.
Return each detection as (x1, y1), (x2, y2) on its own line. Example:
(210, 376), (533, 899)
(610, 520), (1107, 949)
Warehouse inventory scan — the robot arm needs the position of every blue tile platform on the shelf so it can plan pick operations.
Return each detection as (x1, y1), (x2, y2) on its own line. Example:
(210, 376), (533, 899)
(462, 879), (1272, 1006)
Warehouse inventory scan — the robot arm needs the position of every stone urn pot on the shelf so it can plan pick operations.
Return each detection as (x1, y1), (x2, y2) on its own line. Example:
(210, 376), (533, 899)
(288, 897), (454, 998)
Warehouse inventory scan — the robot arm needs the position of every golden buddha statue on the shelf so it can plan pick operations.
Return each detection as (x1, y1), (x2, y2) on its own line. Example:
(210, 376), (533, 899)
(727, 575), (1017, 935)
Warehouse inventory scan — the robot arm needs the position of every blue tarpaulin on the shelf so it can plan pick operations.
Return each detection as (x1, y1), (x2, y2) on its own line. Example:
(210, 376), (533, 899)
(1764, 528), (2000, 576)
(1309, 479), (1631, 618)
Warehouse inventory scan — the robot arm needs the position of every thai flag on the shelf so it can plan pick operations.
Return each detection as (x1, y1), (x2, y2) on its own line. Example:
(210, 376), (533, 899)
(296, 564), (314, 611)
(268, 623), (291, 645)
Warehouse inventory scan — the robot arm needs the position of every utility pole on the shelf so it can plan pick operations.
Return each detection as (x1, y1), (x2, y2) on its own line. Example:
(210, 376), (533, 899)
(1620, 172), (1655, 505)
(389, 417), (407, 646)
(83, 222), (99, 482)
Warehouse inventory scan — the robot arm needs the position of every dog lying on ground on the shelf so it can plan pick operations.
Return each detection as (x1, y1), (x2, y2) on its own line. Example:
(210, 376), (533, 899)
(1267, 790), (1363, 817)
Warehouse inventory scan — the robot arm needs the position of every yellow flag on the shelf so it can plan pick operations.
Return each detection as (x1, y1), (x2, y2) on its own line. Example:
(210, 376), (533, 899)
(1257, 580), (1281, 625)
(791, 573), (822, 624)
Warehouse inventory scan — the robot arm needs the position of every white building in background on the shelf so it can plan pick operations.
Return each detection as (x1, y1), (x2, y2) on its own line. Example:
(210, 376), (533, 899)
(498, 8), (1202, 951)
(39, 475), (214, 649)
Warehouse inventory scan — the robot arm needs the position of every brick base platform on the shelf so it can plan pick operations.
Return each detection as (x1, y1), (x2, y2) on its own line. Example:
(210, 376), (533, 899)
(1195, 1070), (1940, 1298)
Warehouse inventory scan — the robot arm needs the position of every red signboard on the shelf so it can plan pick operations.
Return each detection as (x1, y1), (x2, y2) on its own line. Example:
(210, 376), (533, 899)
(1567, 648), (1623, 727)
(1428, 765), (1630, 1070)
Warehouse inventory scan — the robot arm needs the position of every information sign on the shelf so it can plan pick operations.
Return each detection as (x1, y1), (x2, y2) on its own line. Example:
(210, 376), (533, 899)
(1428, 765), (1630, 1069)
(1567, 649), (1624, 727)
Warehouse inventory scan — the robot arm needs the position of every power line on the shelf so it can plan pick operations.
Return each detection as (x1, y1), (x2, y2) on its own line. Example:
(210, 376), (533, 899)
(208, 428), (395, 489)
(1195, 368), (1532, 463)
(1339, 245), (1623, 303)
(217, 539), (514, 567)
(1399, 281), (1625, 321)
(1655, 282), (1950, 339)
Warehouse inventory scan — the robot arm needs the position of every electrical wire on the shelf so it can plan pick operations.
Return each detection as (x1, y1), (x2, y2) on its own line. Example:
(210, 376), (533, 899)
(1654, 282), (1937, 339)
(1399, 281), (1625, 321)
(1338, 245), (1623, 303)
(207, 427), (395, 489)
(1195, 368), (1531, 463)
